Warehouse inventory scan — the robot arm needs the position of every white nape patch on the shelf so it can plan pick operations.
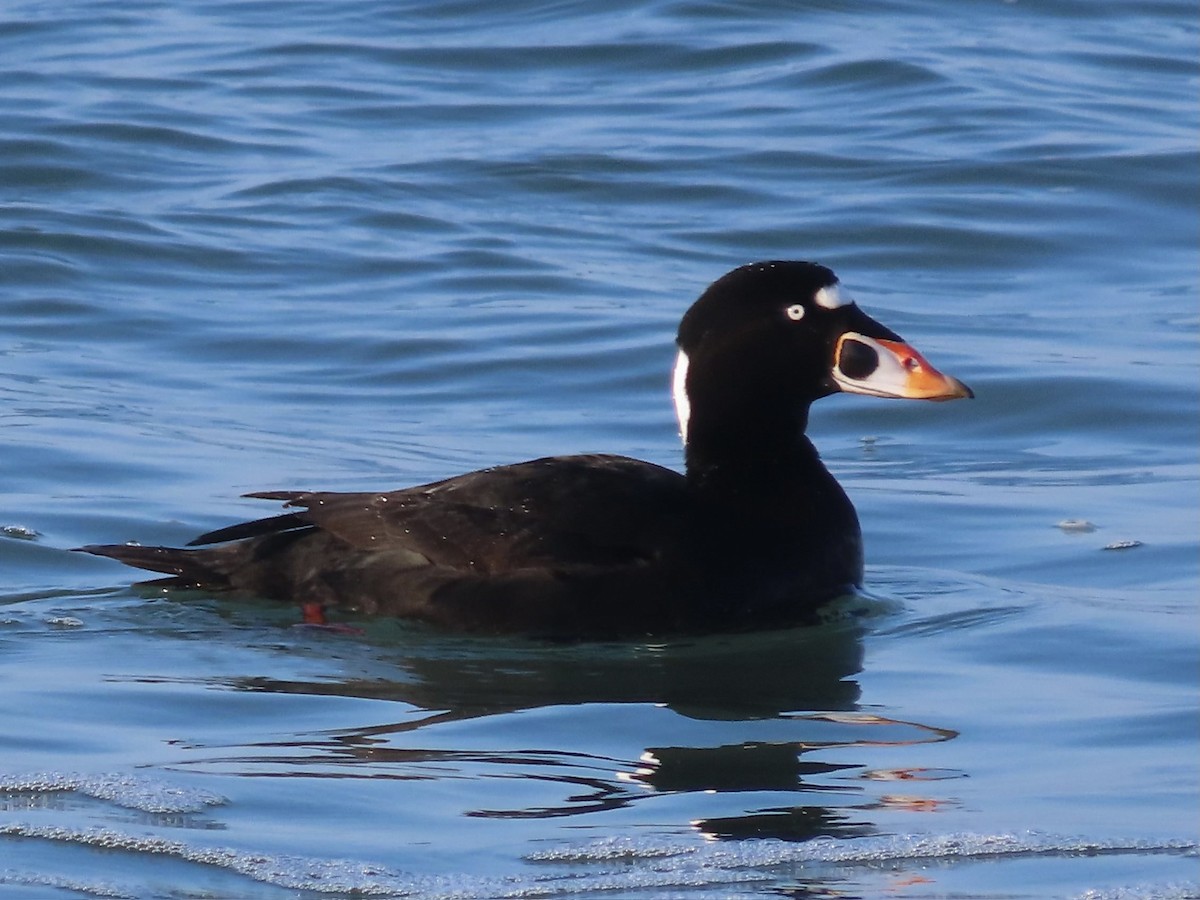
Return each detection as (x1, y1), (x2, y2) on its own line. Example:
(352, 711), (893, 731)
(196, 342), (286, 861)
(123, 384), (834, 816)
(671, 349), (691, 445)
(815, 283), (850, 310)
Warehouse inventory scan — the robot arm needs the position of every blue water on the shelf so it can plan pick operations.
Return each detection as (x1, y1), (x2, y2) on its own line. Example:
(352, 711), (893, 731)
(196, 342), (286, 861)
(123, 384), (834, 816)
(2, 1), (1197, 897)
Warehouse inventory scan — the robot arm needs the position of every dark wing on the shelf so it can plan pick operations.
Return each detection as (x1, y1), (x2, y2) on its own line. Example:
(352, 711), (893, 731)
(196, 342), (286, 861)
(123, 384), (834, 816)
(190, 454), (689, 575)
(186, 511), (309, 546)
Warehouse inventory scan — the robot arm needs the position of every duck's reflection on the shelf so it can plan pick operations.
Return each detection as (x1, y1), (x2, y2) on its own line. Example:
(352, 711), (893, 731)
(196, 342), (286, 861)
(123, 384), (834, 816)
(695, 804), (874, 841)
(240, 613), (866, 716)
(165, 617), (961, 841)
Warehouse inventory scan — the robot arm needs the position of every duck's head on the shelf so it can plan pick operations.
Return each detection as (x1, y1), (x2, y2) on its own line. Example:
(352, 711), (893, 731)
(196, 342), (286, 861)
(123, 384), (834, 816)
(673, 261), (972, 447)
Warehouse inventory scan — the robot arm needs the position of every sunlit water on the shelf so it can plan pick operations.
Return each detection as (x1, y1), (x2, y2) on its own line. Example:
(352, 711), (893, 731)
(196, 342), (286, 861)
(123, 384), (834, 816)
(2, 1), (1197, 897)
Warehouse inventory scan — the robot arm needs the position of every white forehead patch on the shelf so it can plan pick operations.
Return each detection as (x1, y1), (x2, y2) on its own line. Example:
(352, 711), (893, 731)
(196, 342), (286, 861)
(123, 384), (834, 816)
(671, 349), (691, 445)
(815, 284), (850, 310)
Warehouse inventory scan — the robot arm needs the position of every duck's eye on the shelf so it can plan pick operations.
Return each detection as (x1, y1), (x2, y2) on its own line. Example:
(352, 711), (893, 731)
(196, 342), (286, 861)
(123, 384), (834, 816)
(785, 304), (806, 321)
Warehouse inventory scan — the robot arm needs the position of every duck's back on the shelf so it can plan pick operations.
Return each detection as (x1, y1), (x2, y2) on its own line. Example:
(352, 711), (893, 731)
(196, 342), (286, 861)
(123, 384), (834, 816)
(246, 453), (690, 578)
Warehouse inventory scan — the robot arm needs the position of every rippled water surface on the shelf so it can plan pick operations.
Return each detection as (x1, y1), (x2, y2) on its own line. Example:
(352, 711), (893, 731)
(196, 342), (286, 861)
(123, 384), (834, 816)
(2, 1), (1197, 897)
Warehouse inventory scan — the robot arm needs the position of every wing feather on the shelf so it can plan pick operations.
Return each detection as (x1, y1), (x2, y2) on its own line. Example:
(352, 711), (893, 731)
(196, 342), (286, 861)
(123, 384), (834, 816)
(220, 454), (687, 574)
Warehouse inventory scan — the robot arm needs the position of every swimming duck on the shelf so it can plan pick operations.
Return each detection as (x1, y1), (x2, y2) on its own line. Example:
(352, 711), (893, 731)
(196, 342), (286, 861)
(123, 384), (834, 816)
(81, 261), (971, 638)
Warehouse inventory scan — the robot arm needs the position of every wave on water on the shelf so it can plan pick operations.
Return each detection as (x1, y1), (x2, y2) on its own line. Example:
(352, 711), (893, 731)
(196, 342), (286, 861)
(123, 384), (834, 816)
(1, 768), (1195, 900)
(0, 825), (1194, 898)
(0, 771), (225, 815)
(0, 823), (410, 897)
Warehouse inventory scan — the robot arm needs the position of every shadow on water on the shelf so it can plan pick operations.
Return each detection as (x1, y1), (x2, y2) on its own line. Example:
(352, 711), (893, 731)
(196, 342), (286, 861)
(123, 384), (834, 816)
(145, 606), (958, 842)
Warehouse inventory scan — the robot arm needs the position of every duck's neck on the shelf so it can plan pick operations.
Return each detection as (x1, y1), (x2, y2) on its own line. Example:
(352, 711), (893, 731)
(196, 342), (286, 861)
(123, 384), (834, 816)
(681, 397), (862, 596)
(682, 399), (819, 497)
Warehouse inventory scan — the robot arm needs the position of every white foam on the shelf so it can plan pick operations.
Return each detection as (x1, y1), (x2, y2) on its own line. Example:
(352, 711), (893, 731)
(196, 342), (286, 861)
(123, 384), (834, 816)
(526, 830), (1198, 872)
(1, 524), (40, 540)
(1057, 519), (1097, 533)
(1, 772), (225, 815)
(0, 869), (133, 899)
(0, 824), (413, 895)
(2, 817), (1194, 898)
(1073, 882), (1200, 900)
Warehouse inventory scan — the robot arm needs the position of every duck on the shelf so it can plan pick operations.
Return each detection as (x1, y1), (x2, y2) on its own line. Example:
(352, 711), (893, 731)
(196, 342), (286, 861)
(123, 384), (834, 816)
(80, 261), (972, 638)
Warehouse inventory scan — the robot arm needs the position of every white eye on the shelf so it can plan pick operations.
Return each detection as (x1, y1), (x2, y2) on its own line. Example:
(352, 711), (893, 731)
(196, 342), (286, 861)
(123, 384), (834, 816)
(815, 284), (850, 309)
(785, 304), (806, 321)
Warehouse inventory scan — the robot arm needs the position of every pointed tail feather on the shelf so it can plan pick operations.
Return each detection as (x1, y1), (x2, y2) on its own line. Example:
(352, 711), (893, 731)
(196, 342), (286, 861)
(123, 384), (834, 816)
(75, 544), (231, 586)
(187, 511), (310, 546)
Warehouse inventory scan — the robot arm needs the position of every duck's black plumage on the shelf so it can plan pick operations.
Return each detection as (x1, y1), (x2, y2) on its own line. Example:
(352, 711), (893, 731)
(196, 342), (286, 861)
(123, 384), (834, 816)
(81, 261), (971, 638)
